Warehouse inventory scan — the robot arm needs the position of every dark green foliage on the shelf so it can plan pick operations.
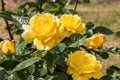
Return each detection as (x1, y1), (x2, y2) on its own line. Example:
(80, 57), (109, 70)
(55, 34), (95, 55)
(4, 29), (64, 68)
(86, 22), (94, 30)
(115, 31), (120, 38)
(93, 26), (114, 35)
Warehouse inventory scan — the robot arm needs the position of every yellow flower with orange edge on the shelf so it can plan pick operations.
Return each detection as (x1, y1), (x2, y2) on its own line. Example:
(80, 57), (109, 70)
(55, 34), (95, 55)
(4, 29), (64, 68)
(0, 40), (14, 55)
(86, 33), (104, 48)
(66, 50), (103, 80)
(60, 14), (86, 34)
(22, 13), (66, 50)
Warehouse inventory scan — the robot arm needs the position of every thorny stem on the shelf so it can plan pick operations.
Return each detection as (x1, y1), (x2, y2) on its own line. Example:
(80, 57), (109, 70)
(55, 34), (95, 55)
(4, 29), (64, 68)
(74, 0), (79, 11)
(1, 0), (13, 40)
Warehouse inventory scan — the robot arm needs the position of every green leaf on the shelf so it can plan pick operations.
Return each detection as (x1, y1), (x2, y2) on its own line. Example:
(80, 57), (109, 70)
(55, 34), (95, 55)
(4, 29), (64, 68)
(86, 22), (94, 30)
(12, 57), (41, 73)
(115, 31), (120, 38)
(56, 54), (67, 72)
(27, 75), (34, 80)
(63, 47), (80, 57)
(100, 75), (112, 80)
(15, 42), (35, 56)
(8, 73), (21, 80)
(69, 33), (83, 42)
(44, 3), (62, 15)
(110, 65), (120, 72)
(16, 17), (29, 25)
(106, 67), (114, 75)
(15, 29), (24, 35)
(68, 36), (86, 47)
(0, 60), (19, 71)
(62, 8), (78, 14)
(27, 64), (35, 75)
(45, 75), (56, 80)
(93, 26), (113, 35)
(0, 12), (13, 21)
(36, 78), (44, 80)
(99, 52), (109, 59)
(52, 43), (66, 53)
(0, 70), (6, 80)
(56, 0), (71, 6)
(44, 52), (57, 73)
(109, 47), (120, 54)
(17, 2), (39, 16)
(38, 61), (47, 76)
(53, 72), (72, 80)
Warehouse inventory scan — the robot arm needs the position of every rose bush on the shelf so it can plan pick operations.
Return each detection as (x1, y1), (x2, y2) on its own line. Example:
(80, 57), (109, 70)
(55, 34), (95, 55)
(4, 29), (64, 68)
(0, 0), (120, 80)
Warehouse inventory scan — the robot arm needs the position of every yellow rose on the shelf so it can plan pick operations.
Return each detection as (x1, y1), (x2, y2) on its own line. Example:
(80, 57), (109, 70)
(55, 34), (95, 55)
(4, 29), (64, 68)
(66, 51), (103, 80)
(86, 33), (104, 48)
(60, 14), (86, 34)
(22, 13), (66, 50)
(0, 40), (14, 55)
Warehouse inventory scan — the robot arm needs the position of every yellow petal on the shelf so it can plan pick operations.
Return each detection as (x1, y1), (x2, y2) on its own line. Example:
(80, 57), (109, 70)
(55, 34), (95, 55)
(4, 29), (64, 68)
(8, 40), (14, 54)
(54, 25), (66, 39)
(22, 25), (30, 30)
(76, 23), (86, 33)
(22, 30), (35, 42)
(72, 72), (88, 80)
(33, 38), (44, 50)
(94, 61), (102, 72)
(44, 38), (55, 50)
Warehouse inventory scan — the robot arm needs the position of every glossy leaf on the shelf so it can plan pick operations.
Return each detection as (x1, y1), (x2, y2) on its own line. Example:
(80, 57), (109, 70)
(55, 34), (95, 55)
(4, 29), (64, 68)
(44, 52), (57, 73)
(0, 12), (13, 21)
(16, 17), (29, 25)
(99, 52), (109, 59)
(8, 74), (21, 80)
(86, 22), (94, 30)
(53, 72), (72, 80)
(109, 47), (120, 54)
(15, 42), (35, 56)
(68, 36), (86, 47)
(27, 75), (34, 80)
(62, 8), (78, 14)
(0, 70), (6, 80)
(27, 64), (35, 75)
(93, 26), (113, 35)
(56, 54), (67, 72)
(44, 3), (62, 15)
(56, 0), (71, 6)
(0, 60), (19, 71)
(45, 75), (56, 80)
(38, 61), (47, 76)
(69, 33), (83, 42)
(12, 57), (41, 73)
(52, 43), (66, 53)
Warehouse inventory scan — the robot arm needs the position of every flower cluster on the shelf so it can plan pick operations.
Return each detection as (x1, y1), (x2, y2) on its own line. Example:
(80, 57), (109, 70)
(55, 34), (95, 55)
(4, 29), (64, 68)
(66, 51), (103, 80)
(22, 13), (86, 50)
(0, 13), (104, 80)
